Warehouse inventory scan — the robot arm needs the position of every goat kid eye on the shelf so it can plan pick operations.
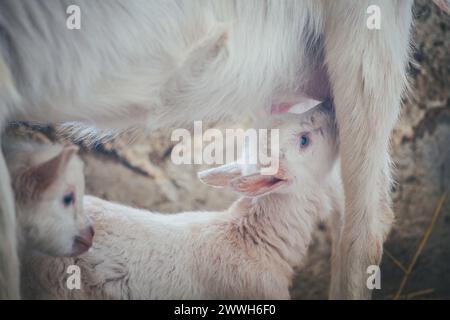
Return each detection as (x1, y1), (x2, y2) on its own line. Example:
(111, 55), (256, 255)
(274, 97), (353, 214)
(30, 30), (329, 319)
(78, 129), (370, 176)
(299, 134), (310, 149)
(63, 192), (75, 207)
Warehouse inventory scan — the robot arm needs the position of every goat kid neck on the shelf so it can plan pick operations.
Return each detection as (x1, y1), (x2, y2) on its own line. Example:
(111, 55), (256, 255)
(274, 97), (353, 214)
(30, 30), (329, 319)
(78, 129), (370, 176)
(228, 189), (328, 268)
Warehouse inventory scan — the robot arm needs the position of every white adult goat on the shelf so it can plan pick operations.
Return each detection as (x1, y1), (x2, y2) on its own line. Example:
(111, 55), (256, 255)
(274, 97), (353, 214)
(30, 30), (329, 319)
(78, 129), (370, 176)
(1, 0), (449, 299)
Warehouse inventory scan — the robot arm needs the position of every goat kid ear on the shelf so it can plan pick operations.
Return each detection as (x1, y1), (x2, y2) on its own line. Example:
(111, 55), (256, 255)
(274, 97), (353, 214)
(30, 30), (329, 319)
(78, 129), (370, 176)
(44, 145), (79, 178)
(24, 145), (79, 195)
(271, 95), (322, 115)
(197, 162), (241, 188)
(229, 173), (287, 197)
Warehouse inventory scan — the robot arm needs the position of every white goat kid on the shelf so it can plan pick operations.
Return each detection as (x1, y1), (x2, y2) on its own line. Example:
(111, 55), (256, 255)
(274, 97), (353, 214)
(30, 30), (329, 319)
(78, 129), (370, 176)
(22, 104), (341, 299)
(3, 139), (94, 258)
(1, 0), (449, 299)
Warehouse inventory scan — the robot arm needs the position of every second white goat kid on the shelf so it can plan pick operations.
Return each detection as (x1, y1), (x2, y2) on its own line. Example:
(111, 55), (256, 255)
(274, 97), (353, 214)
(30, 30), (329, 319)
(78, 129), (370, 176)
(3, 138), (94, 258)
(22, 104), (341, 299)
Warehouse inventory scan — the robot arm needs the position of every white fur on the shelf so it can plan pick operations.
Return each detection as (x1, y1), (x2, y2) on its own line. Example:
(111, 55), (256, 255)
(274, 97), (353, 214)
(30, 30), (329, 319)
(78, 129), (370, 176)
(21, 107), (342, 299)
(2, 0), (447, 299)
(2, 138), (93, 259)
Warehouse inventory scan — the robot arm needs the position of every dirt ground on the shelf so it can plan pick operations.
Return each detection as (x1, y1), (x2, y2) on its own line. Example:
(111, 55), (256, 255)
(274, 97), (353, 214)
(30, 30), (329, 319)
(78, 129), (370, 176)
(8, 0), (450, 299)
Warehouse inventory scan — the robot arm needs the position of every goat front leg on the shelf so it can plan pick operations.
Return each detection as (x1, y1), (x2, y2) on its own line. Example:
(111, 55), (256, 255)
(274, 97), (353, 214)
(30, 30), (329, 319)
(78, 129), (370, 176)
(0, 144), (20, 299)
(0, 54), (21, 299)
(324, 0), (413, 299)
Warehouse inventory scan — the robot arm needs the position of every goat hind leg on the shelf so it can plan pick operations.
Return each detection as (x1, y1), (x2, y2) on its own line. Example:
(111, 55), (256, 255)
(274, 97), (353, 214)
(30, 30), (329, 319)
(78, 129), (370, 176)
(324, 0), (413, 299)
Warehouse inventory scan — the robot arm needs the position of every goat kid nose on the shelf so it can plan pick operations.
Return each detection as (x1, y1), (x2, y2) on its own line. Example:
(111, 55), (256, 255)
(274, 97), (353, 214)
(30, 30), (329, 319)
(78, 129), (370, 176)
(89, 225), (95, 237)
(71, 225), (95, 256)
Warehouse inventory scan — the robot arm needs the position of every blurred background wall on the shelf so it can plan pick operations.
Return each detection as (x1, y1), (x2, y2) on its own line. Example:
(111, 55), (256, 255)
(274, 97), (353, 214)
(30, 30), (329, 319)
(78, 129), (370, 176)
(8, 0), (449, 299)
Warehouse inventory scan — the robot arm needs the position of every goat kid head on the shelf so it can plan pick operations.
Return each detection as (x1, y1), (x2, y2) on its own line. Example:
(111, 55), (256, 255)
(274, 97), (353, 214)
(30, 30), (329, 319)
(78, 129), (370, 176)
(12, 145), (94, 257)
(198, 101), (338, 198)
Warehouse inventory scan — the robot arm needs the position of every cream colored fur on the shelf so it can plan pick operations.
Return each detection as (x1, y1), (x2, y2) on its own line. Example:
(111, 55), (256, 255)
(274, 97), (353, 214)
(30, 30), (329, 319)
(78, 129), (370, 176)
(3, 138), (93, 259)
(1, 0), (448, 299)
(21, 107), (342, 299)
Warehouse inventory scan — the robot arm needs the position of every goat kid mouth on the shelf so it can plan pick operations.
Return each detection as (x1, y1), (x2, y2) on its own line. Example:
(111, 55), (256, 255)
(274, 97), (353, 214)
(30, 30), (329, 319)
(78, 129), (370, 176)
(71, 236), (93, 256)
(74, 236), (91, 247)
(267, 175), (290, 186)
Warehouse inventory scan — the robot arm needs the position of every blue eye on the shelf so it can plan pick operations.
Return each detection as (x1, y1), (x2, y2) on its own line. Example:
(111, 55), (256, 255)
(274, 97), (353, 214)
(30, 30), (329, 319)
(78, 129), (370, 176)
(300, 134), (310, 148)
(63, 192), (75, 207)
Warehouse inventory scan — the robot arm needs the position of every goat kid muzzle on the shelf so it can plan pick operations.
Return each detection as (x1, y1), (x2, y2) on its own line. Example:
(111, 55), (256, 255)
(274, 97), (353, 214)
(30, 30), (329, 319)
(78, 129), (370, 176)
(71, 225), (95, 256)
(230, 168), (289, 197)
